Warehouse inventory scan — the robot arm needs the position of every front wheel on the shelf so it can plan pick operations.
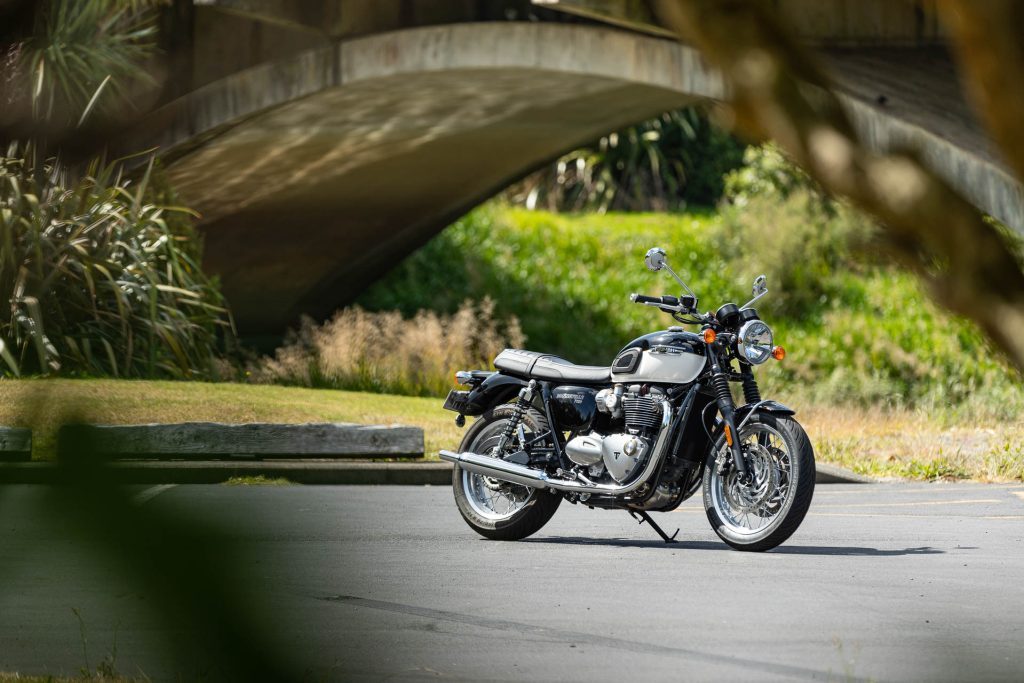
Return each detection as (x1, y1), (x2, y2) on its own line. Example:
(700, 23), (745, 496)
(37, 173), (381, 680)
(452, 404), (561, 541)
(702, 414), (815, 552)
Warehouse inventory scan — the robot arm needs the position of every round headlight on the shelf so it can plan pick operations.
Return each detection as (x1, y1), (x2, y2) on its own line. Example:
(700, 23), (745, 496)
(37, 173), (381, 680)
(737, 320), (774, 365)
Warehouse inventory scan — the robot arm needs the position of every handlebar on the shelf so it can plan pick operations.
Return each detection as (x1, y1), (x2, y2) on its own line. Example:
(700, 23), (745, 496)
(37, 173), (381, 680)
(630, 293), (679, 306)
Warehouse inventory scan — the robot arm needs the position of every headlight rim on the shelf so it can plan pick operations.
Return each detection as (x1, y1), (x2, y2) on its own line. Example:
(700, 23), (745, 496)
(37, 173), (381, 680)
(737, 319), (774, 365)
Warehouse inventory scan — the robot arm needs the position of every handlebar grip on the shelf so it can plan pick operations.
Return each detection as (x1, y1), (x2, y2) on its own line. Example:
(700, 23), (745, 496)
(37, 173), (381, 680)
(630, 293), (679, 306)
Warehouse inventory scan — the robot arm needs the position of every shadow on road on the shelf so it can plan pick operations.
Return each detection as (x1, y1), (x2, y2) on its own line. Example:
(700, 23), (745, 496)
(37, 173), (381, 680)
(521, 537), (945, 556)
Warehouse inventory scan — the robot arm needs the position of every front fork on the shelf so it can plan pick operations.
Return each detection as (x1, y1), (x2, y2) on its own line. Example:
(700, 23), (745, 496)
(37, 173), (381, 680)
(706, 346), (751, 483)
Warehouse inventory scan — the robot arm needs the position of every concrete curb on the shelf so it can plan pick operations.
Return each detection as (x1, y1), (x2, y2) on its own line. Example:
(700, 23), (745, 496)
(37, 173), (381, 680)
(816, 462), (874, 484)
(0, 461), (870, 485)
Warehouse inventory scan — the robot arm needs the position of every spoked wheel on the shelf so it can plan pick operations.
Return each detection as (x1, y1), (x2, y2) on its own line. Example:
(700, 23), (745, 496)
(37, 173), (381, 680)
(703, 414), (815, 551)
(452, 404), (561, 540)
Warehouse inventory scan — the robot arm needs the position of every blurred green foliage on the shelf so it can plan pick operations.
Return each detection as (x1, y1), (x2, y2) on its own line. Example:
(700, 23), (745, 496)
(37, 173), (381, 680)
(360, 145), (1022, 416)
(19, 1), (158, 126)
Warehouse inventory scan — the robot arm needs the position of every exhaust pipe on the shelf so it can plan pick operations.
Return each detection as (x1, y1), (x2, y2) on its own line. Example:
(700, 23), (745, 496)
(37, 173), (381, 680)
(439, 400), (672, 497)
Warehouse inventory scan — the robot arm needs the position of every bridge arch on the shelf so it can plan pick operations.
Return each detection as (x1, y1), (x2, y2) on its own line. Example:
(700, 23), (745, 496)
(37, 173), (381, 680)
(130, 22), (1019, 332)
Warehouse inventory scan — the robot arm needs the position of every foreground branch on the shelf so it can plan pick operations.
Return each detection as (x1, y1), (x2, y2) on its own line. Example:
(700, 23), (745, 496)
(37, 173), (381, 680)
(938, 1), (1024, 187)
(652, 0), (1024, 371)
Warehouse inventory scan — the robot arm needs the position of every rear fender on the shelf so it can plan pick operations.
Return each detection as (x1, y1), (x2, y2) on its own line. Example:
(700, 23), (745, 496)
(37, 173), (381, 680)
(446, 373), (528, 416)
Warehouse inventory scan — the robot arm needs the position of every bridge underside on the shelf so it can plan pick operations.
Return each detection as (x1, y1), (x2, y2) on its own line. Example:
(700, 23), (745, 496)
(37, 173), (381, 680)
(168, 71), (691, 331)
(135, 22), (1021, 335)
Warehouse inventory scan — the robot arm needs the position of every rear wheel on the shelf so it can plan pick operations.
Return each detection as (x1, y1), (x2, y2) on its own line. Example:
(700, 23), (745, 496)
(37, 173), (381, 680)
(702, 414), (815, 551)
(452, 404), (561, 540)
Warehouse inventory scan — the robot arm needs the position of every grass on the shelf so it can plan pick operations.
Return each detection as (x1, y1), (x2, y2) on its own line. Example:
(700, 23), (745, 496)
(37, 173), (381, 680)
(1, 378), (1021, 482)
(223, 475), (294, 486)
(0, 378), (460, 463)
(793, 399), (1024, 482)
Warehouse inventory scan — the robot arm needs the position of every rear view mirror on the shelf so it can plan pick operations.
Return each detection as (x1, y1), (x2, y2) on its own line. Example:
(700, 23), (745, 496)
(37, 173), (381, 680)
(645, 247), (667, 272)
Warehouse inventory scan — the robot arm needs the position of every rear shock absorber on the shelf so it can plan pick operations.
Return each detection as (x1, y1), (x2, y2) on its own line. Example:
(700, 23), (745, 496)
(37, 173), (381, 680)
(496, 379), (537, 455)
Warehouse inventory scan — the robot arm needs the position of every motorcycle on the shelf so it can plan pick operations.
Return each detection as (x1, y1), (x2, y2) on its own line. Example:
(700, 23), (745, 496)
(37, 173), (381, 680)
(439, 247), (815, 551)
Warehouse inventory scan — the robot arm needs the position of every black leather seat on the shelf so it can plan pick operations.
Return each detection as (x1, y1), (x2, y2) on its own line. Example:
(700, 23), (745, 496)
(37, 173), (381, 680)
(494, 349), (611, 384)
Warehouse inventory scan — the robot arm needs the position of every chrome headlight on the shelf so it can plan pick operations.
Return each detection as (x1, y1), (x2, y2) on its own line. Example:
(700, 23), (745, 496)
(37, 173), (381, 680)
(737, 320), (774, 365)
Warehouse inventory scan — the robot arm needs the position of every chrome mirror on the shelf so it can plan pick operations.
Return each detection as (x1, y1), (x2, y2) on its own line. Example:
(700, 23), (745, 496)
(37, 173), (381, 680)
(644, 247), (667, 272)
(752, 274), (767, 298)
(645, 246), (698, 302)
(742, 274), (769, 310)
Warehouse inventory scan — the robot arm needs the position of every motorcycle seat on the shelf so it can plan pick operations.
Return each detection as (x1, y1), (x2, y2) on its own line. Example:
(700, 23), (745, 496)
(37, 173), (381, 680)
(494, 348), (611, 384)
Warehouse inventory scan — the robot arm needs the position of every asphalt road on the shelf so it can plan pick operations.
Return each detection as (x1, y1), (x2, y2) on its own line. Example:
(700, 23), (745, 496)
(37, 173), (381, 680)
(2, 482), (1023, 681)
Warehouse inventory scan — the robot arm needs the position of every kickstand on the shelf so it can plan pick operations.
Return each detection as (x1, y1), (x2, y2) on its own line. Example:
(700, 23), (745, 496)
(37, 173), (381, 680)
(629, 510), (679, 544)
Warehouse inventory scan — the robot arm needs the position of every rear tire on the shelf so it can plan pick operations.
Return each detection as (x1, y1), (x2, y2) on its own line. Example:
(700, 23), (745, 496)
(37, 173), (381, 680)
(452, 405), (561, 541)
(702, 414), (815, 552)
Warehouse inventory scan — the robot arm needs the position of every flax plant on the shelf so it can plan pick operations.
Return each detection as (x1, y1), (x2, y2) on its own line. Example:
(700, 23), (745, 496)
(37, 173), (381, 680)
(0, 145), (234, 378)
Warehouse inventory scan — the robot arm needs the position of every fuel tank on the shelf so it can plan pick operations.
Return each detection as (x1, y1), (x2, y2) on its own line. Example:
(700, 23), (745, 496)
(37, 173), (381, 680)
(611, 329), (705, 385)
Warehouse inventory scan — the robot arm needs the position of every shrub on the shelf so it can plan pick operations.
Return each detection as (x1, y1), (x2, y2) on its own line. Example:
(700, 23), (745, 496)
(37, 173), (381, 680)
(0, 149), (234, 378)
(250, 299), (524, 397)
(505, 107), (746, 212)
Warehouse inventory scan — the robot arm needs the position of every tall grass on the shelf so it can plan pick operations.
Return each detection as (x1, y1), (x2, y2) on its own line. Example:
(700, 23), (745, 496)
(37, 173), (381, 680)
(250, 299), (523, 397)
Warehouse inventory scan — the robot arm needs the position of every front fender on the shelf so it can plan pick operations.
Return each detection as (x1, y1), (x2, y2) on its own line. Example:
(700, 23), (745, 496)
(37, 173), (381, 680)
(735, 400), (796, 426)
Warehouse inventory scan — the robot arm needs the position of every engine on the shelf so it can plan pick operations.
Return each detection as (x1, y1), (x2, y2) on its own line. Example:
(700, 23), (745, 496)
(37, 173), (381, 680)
(564, 386), (665, 483)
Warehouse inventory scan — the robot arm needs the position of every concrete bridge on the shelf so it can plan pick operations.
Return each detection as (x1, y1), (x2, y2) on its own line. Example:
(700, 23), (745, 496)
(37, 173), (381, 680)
(135, 0), (1024, 335)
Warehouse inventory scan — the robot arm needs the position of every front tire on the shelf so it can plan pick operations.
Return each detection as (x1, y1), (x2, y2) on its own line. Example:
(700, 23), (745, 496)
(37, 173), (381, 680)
(452, 405), (561, 541)
(702, 414), (815, 552)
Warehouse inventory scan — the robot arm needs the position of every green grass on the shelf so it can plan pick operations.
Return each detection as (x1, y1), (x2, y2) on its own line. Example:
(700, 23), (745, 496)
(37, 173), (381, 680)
(0, 378), (460, 463)
(1, 378), (1022, 482)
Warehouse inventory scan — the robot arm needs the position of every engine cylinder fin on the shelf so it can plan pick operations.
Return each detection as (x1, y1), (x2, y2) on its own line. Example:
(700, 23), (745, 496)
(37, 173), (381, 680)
(623, 395), (663, 431)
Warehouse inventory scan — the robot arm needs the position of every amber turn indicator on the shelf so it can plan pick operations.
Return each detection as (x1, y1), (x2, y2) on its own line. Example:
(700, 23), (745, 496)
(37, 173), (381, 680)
(772, 346), (786, 361)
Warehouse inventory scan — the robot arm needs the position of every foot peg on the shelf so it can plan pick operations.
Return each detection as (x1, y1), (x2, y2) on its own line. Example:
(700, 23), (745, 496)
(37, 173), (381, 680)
(630, 510), (679, 544)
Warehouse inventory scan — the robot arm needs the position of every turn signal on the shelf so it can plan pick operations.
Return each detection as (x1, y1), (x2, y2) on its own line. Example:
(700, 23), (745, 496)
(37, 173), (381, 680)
(772, 346), (786, 361)
(702, 328), (717, 344)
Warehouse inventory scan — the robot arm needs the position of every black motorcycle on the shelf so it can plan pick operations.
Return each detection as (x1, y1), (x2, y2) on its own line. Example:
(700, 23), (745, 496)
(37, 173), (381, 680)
(440, 247), (815, 551)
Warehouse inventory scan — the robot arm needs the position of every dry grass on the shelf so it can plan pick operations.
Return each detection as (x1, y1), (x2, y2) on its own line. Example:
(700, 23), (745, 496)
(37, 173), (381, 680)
(250, 299), (523, 397)
(796, 403), (1024, 481)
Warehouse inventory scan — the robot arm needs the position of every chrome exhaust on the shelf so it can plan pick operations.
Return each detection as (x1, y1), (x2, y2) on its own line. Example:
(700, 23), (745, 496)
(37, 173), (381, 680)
(439, 400), (673, 497)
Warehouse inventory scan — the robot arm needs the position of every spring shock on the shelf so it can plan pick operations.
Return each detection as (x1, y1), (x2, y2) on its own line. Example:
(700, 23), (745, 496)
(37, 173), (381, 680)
(496, 379), (537, 455)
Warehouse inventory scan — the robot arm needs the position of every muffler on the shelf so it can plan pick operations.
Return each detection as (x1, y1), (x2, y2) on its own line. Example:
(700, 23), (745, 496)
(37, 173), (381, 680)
(439, 400), (672, 497)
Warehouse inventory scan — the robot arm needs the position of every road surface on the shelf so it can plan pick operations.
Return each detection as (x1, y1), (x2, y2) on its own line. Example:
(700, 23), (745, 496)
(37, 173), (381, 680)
(1, 482), (1023, 681)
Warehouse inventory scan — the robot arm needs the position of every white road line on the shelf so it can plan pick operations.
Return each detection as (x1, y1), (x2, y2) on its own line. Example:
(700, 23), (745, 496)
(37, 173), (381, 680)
(1013, 491), (1024, 501)
(813, 498), (1000, 509)
(815, 485), (1023, 495)
(131, 484), (177, 505)
(809, 512), (1024, 520)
